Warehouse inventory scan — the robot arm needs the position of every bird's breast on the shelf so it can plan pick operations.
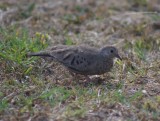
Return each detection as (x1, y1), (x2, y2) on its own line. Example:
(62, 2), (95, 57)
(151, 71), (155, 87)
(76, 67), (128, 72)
(95, 59), (113, 74)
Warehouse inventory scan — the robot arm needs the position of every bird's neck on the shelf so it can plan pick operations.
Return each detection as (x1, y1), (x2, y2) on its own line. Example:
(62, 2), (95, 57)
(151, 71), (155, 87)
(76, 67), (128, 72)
(104, 57), (113, 68)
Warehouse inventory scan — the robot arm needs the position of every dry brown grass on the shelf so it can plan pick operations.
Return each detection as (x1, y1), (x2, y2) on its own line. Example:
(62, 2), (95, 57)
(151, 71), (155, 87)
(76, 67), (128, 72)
(0, 0), (160, 121)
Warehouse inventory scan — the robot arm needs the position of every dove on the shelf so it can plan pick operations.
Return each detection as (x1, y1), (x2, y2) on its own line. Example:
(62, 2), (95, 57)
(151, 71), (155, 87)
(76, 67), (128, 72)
(27, 45), (121, 80)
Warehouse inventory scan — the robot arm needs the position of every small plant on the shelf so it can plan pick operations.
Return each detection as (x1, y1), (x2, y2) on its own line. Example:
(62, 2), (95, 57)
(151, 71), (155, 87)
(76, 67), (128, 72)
(64, 36), (73, 45)
(143, 99), (158, 112)
(39, 86), (72, 106)
(20, 3), (35, 19)
(111, 90), (127, 104)
(129, 0), (147, 7)
(0, 99), (8, 112)
(0, 27), (49, 79)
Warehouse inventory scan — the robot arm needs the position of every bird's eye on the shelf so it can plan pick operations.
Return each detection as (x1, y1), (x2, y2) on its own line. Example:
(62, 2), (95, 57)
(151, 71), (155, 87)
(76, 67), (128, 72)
(110, 49), (114, 53)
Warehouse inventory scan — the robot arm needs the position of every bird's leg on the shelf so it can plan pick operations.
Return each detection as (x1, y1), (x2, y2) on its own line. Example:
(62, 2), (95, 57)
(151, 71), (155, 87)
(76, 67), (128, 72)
(69, 71), (82, 82)
(69, 71), (75, 77)
(69, 71), (92, 82)
(85, 76), (92, 82)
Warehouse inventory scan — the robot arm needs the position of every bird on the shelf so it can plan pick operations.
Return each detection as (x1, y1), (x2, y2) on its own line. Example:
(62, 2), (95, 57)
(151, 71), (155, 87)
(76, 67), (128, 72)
(27, 45), (122, 81)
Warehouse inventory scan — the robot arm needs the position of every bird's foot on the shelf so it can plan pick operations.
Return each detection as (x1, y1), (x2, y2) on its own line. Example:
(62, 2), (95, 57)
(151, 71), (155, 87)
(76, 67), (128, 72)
(84, 75), (104, 85)
(85, 76), (92, 82)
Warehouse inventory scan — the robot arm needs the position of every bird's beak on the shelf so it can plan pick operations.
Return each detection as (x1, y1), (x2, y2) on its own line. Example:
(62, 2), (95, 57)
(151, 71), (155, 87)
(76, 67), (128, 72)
(116, 54), (122, 60)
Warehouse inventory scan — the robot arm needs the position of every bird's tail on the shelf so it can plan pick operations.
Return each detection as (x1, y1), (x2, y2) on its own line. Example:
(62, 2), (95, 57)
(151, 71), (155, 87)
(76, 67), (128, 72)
(27, 51), (52, 57)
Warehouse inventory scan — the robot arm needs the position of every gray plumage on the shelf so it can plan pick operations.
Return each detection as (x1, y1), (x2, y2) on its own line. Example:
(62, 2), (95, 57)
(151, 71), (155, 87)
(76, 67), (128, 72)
(27, 45), (121, 76)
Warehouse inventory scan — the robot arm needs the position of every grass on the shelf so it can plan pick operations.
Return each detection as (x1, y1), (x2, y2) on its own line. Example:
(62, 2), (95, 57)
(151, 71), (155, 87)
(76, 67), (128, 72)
(0, 27), (49, 113)
(0, 27), (48, 77)
(0, 10), (160, 121)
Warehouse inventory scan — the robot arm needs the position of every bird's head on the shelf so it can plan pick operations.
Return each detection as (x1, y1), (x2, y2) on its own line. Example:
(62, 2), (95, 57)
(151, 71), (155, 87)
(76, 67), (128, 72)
(100, 46), (122, 60)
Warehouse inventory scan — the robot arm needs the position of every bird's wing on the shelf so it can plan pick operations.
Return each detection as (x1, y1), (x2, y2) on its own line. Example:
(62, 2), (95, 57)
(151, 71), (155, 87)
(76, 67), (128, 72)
(50, 45), (99, 74)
